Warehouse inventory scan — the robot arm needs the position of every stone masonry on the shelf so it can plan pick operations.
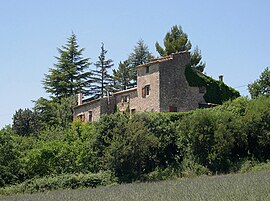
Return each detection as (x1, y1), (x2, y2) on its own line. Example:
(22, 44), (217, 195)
(73, 51), (206, 122)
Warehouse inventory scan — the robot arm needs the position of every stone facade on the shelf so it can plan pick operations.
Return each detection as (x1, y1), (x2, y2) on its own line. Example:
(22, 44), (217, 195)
(73, 51), (207, 122)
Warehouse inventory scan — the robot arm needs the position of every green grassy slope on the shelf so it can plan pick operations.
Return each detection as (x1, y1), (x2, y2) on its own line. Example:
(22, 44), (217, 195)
(1, 170), (269, 201)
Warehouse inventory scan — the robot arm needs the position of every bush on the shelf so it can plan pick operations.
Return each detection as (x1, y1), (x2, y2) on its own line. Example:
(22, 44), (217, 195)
(177, 109), (243, 172)
(104, 114), (159, 182)
(243, 97), (270, 160)
(0, 171), (115, 195)
(0, 129), (21, 187)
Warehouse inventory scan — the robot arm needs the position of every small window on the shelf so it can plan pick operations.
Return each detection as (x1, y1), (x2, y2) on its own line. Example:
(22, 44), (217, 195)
(78, 114), (85, 122)
(146, 66), (150, 73)
(131, 108), (136, 114)
(88, 111), (93, 122)
(121, 95), (130, 103)
(142, 85), (150, 98)
(169, 106), (177, 112)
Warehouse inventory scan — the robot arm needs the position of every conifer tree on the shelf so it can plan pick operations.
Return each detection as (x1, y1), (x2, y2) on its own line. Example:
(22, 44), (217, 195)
(128, 39), (153, 86)
(92, 43), (114, 97)
(43, 33), (92, 99)
(155, 25), (191, 56)
(113, 60), (133, 91)
(156, 25), (206, 72)
(190, 46), (206, 72)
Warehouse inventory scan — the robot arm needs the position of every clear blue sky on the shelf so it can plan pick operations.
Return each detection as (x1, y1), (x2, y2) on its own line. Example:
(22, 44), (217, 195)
(1, 0), (270, 128)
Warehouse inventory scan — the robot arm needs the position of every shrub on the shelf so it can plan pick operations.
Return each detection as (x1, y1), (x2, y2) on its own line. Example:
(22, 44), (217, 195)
(0, 171), (115, 195)
(177, 109), (243, 172)
(243, 97), (270, 160)
(104, 114), (159, 182)
(0, 129), (21, 187)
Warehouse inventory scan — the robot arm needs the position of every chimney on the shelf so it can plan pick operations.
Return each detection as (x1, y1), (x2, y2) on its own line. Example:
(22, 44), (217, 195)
(219, 75), (224, 82)
(78, 93), (82, 106)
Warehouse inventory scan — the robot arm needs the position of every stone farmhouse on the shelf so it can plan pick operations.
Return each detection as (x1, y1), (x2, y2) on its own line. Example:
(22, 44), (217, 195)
(73, 51), (228, 122)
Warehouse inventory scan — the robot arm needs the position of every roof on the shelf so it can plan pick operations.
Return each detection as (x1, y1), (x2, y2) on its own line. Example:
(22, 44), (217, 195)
(136, 51), (188, 69)
(74, 97), (101, 108)
(113, 87), (137, 95)
(136, 55), (173, 69)
(74, 87), (138, 108)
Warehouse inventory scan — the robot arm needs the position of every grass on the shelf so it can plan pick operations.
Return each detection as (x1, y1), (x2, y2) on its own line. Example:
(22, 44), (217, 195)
(1, 170), (269, 201)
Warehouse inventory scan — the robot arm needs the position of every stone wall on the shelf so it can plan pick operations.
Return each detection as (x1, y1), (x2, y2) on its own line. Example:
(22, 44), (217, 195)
(73, 99), (101, 122)
(100, 96), (116, 115)
(74, 51), (207, 122)
(114, 88), (138, 112)
(135, 63), (160, 112)
(159, 52), (205, 112)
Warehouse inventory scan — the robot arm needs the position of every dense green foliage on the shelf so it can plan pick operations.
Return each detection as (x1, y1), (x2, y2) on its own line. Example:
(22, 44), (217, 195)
(0, 129), (21, 187)
(43, 33), (92, 99)
(0, 171), (115, 195)
(12, 109), (40, 136)
(33, 96), (76, 129)
(2, 96), (270, 194)
(248, 67), (270, 99)
(185, 64), (240, 104)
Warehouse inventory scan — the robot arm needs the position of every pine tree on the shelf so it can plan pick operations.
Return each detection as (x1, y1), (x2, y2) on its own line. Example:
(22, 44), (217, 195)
(92, 43), (114, 97)
(155, 25), (191, 56)
(190, 46), (206, 72)
(43, 33), (92, 99)
(128, 39), (153, 86)
(113, 60), (133, 91)
(156, 25), (205, 72)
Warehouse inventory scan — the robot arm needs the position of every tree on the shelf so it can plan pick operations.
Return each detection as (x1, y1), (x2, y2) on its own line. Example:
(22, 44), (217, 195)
(104, 115), (158, 182)
(112, 60), (133, 91)
(43, 33), (92, 99)
(12, 108), (40, 136)
(156, 25), (205, 72)
(190, 46), (206, 72)
(92, 43), (114, 97)
(0, 129), (21, 187)
(128, 39), (153, 86)
(155, 25), (192, 56)
(33, 96), (76, 129)
(248, 67), (270, 99)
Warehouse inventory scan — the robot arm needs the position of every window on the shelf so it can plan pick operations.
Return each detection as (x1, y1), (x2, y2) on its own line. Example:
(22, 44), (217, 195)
(142, 85), (150, 98)
(121, 95), (130, 103)
(169, 106), (177, 112)
(77, 114), (85, 122)
(131, 108), (136, 114)
(146, 66), (150, 73)
(88, 111), (93, 122)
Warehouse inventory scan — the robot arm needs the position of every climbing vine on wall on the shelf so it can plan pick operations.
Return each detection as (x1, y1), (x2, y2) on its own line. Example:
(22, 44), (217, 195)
(185, 65), (240, 104)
